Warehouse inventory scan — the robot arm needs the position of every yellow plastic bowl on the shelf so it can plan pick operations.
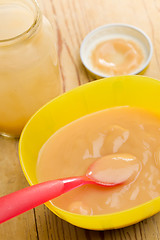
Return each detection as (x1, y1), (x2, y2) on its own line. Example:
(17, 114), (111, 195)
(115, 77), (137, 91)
(19, 75), (160, 230)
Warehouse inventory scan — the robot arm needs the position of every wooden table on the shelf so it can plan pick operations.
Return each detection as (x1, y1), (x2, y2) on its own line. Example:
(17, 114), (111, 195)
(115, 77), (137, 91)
(1, 0), (160, 239)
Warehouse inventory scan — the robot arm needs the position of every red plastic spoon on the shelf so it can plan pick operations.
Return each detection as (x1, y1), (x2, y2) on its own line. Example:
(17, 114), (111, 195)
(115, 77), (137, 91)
(0, 153), (140, 224)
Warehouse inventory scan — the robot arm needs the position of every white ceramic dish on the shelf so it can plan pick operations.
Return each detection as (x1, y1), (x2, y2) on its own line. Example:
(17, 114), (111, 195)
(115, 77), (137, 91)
(80, 23), (153, 79)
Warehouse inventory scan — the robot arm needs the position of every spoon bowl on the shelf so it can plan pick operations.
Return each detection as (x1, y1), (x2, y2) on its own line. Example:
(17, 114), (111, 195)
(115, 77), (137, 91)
(86, 153), (141, 185)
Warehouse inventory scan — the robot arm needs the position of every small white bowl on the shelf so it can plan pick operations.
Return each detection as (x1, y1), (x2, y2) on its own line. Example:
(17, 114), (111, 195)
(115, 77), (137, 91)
(80, 23), (153, 79)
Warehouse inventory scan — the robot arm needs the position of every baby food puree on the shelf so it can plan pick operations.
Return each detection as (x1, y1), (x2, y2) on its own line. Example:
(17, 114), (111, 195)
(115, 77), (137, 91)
(90, 38), (144, 76)
(37, 107), (160, 215)
(0, 4), (34, 40)
(0, 1), (61, 137)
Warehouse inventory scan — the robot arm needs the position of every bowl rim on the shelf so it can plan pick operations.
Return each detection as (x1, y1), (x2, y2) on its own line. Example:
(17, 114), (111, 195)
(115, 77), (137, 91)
(80, 23), (153, 78)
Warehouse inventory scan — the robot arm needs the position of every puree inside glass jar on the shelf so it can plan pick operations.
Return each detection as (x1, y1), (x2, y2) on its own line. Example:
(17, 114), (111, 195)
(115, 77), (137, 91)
(37, 107), (160, 215)
(0, 0), (61, 137)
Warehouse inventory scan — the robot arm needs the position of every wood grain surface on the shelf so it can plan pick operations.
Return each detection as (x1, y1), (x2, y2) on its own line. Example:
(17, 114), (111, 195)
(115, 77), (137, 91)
(1, 0), (160, 239)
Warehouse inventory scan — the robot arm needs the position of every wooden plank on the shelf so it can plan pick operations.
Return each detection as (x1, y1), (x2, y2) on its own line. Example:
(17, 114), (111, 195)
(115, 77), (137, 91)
(0, 137), (38, 239)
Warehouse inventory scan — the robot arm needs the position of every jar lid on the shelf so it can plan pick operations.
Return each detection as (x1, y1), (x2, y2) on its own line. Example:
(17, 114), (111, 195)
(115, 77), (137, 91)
(80, 24), (153, 79)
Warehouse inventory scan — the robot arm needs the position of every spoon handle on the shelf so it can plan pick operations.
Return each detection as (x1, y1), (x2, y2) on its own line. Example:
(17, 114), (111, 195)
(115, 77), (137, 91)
(0, 176), (88, 224)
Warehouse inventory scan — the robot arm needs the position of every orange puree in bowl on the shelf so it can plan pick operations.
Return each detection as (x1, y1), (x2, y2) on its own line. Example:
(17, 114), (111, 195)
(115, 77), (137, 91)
(37, 107), (160, 215)
(90, 39), (144, 76)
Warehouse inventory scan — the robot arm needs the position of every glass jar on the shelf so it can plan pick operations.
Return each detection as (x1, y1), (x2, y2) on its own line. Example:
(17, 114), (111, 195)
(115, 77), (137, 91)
(0, 0), (62, 137)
